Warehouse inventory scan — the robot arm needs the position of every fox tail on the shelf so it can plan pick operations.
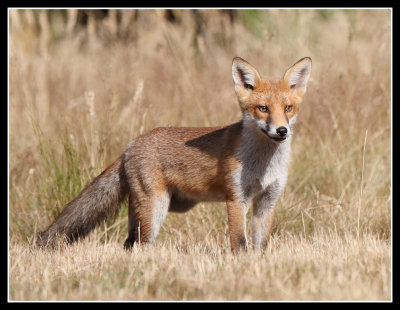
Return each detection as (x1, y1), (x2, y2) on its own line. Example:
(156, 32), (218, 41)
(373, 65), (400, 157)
(36, 155), (128, 248)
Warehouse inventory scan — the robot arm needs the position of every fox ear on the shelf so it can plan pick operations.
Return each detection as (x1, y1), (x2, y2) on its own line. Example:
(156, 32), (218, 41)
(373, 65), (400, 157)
(232, 57), (261, 97)
(283, 57), (312, 96)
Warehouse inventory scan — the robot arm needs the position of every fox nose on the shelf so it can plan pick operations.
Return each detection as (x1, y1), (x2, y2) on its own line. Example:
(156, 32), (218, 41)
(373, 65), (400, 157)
(276, 127), (288, 137)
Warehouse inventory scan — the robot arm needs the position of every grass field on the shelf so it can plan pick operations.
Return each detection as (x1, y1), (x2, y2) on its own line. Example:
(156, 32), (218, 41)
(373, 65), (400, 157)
(9, 9), (391, 301)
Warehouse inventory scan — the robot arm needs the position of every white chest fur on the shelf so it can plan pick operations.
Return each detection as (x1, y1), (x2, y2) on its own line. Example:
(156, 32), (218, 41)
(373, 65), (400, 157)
(233, 128), (291, 204)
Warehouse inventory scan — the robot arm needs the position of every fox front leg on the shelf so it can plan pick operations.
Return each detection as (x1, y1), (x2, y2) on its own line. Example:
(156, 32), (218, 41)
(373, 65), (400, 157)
(226, 199), (248, 253)
(251, 181), (284, 250)
(226, 200), (247, 253)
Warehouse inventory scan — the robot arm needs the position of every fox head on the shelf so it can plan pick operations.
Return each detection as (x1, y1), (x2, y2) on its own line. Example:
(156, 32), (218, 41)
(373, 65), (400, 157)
(232, 57), (312, 143)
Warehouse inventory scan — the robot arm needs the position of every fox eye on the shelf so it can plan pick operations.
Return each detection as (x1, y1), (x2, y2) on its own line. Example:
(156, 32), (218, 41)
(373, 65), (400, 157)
(285, 105), (293, 112)
(257, 106), (269, 113)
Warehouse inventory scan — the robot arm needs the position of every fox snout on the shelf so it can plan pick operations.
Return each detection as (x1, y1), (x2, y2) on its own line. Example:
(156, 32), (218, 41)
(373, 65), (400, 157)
(263, 122), (291, 142)
(276, 126), (288, 137)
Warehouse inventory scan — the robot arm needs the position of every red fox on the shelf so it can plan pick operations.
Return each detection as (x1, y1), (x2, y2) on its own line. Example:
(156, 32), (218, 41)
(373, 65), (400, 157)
(37, 57), (312, 253)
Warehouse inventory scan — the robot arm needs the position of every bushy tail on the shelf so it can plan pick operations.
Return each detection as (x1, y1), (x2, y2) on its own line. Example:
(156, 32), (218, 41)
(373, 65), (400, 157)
(36, 155), (129, 248)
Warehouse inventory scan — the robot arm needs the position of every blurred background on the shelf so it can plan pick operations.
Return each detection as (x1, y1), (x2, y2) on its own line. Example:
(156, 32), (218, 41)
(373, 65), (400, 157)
(9, 9), (391, 246)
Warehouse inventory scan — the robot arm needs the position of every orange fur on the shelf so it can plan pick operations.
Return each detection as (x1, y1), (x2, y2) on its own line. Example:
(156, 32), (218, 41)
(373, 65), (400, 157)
(37, 57), (311, 253)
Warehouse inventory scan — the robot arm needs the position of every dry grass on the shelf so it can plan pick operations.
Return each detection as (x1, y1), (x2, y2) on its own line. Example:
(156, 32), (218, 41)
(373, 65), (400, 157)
(9, 232), (390, 301)
(9, 9), (391, 301)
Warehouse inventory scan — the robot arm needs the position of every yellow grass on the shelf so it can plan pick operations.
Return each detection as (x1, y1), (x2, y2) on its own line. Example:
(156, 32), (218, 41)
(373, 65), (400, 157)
(9, 9), (391, 301)
(9, 231), (390, 301)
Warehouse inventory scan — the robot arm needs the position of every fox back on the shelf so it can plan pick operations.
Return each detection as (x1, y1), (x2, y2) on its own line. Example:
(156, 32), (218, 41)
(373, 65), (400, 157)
(37, 56), (311, 253)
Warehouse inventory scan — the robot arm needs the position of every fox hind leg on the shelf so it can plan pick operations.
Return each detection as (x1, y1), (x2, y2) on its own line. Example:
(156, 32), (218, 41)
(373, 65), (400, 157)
(147, 191), (170, 244)
(125, 189), (170, 250)
(123, 194), (136, 250)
